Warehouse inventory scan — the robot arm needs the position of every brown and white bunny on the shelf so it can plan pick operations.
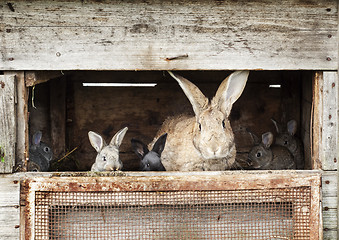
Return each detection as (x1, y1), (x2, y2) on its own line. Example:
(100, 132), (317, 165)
(247, 131), (296, 170)
(150, 71), (249, 171)
(88, 127), (128, 172)
(271, 119), (304, 169)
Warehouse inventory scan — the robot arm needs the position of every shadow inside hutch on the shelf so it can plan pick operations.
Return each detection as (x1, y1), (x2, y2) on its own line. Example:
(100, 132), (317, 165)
(27, 70), (313, 171)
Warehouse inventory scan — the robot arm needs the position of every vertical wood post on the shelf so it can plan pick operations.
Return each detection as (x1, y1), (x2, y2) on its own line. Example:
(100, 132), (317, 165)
(0, 74), (17, 173)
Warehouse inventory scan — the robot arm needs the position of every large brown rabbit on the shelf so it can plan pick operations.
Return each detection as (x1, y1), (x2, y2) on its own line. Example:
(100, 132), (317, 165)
(150, 71), (249, 171)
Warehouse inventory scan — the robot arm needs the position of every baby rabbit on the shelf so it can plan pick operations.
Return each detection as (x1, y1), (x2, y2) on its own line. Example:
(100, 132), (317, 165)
(29, 131), (53, 172)
(271, 119), (304, 169)
(131, 133), (167, 171)
(88, 127), (128, 172)
(248, 131), (296, 170)
(150, 71), (249, 171)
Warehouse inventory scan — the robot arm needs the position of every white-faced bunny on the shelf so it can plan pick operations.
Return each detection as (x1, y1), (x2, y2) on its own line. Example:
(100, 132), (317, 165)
(150, 71), (249, 171)
(131, 133), (167, 171)
(247, 131), (296, 170)
(88, 127), (128, 172)
(29, 131), (53, 172)
(271, 119), (304, 169)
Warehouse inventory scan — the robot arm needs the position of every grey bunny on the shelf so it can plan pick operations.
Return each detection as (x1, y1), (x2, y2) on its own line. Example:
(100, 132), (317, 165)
(29, 131), (53, 172)
(88, 127), (128, 172)
(271, 119), (304, 169)
(131, 133), (167, 171)
(248, 131), (296, 170)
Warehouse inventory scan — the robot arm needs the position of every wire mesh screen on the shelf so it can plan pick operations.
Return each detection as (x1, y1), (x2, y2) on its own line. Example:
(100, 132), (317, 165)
(34, 187), (311, 239)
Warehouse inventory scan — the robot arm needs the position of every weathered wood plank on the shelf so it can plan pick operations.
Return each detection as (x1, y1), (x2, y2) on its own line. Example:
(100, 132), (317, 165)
(50, 77), (66, 160)
(322, 171), (337, 197)
(0, 206), (20, 239)
(0, 175), (20, 240)
(0, 75), (16, 173)
(0, 0), (337, 70)
(0, 175), (20, 206)
(324, 230), (337, 240)
(323, 208), (337, 230)
(25, 71), (64, 87)
(321, 72), (338, 170)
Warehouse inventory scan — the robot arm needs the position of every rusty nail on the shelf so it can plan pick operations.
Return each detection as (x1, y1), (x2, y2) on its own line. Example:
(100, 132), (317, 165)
(6, 29), (11, 33)
(334, 158), (337, 163)
(14, 205), (19, 209)
(8, 57), (14, 61)
(7, 3), (15, 12)
(324, 207), (329, 211)
(15, 225), (19, 229)
(332, 82), (335, 88)
(329, 114), (332, 120)
(328, 34), (332, 38)
(324, 228), (329, 231)
(326, 57), (331, 61)
(326, 8), (331, 12)
(13, 180), (18, 184)
(0, 81), (5, 88)
(165, 54), (188, 61)
(56, 52), (61, 57)
(325, 180), (330, 184)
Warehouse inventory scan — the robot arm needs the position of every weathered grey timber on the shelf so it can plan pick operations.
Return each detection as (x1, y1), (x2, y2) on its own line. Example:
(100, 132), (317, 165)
(0, 75), (16, 173)
(0, 0), (337, 70)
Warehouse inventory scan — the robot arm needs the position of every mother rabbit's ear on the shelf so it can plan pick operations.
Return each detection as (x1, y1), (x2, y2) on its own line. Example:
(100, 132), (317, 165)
(213, 70), (249, 116)
(168, 71), (208, 116)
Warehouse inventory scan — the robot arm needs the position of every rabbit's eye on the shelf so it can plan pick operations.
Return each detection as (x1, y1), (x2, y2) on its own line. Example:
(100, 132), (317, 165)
(44, 147), (50, 152)
(147, 163), (150, 167)
(198, 123), (202, 131)
(256, 152), (262, 158)
(284, 140), (288, 145)
(222, 120), (226, 128)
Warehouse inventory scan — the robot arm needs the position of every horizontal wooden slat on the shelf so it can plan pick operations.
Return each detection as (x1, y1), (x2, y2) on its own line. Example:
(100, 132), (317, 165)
(0, 206), (20, 239)
(0, 0), (337, 70)
(0, 175), (20, 207)
(323, 230), (337, 240)
(323, 208), (337, 230)
(322, 171), (337, 197)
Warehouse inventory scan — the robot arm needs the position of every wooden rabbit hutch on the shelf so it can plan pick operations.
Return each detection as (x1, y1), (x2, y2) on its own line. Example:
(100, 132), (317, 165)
(0, 0), (338, 239)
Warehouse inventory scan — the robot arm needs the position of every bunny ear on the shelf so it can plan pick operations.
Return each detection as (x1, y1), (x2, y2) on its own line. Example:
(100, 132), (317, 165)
(88, 131), (106, 153)
(271, 118), (282, 134)
(131, 139), (149, 159)
(168, 71), (208, 116)
(152, 133), (168, 155)
(287, 120), (297, 136)
(110, 127), (128, 147)
(32, 131), (42, 145)
(247, 130), (260, 145)
(262, 132), (274, 149)
(212, 71), (249, 116)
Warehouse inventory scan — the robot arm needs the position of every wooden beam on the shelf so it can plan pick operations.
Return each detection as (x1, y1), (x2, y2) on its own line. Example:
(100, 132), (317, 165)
(50, 77), (66, 160)
(25, 71), (64, 87)
(0, 0), (337, 70)
(0, 175), (20, 239)
(0, 74), (16, 173)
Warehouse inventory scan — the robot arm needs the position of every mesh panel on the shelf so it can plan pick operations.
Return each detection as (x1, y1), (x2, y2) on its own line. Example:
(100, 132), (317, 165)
(34, 187), (311, 239)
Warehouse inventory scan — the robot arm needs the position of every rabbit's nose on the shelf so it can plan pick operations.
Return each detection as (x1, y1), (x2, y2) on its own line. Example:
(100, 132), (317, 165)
(247, 158), (253, 166)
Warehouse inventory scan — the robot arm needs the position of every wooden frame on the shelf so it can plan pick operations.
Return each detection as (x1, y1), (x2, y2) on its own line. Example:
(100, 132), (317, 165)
(21, 171), (321, 240)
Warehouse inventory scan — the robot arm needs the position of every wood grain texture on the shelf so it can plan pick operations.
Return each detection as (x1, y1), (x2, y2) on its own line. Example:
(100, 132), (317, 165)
(0, 0), (337, 70)
(0, 75), (16, 173)
(0, 175), (20, 240)
(0, 206), (20, 239)
(321, 72), (338, 171)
